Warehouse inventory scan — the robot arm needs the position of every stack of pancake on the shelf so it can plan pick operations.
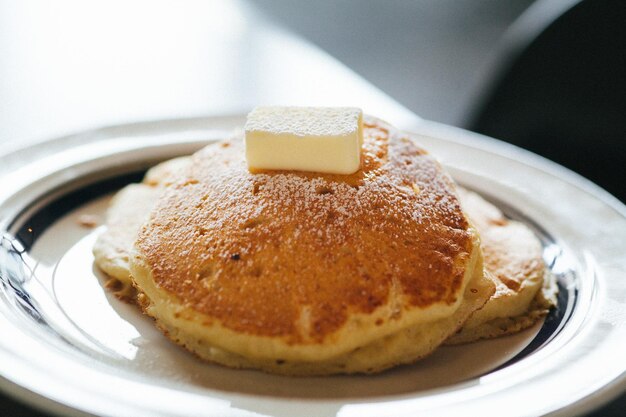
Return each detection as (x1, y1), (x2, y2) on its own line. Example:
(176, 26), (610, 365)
(93, 116), (556, 375)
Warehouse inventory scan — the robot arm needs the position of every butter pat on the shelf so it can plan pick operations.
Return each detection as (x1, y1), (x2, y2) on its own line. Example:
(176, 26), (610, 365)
(244, 106), (363, 175)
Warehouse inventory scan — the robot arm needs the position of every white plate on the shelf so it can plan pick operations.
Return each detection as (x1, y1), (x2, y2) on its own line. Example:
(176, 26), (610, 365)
(0, 116), (624, 417)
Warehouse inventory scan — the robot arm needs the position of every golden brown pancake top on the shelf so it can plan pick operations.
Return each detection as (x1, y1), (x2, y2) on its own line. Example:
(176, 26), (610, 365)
(136, 117), (473, 344)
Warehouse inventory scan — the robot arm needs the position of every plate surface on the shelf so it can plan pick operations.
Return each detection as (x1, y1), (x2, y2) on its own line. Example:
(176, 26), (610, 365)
(0, 116), (624, 417)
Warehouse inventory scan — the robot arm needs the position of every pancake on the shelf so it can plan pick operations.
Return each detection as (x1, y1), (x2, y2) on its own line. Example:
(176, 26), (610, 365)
(446, 188), (557, 344)
(92, 157), (191, 300)
(94, 158), (556, 347)
(92, 184), (160, 300)
(129, 116), (494, 375)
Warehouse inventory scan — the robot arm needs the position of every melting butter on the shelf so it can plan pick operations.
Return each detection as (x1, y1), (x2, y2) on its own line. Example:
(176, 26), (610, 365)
(244, 106), (362, 175)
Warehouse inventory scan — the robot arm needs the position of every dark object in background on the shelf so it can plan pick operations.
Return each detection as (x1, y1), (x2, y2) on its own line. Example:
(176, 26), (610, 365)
(467, 0), (626, 202)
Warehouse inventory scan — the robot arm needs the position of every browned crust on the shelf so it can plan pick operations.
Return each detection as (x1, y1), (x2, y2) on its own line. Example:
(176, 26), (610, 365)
(103, 275), (137, 303)
(132, 254), (493, 375)
(135, 117), (474, 344)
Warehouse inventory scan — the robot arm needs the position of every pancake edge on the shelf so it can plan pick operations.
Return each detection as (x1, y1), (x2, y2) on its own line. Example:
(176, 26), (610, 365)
(129, 229), (494, 375)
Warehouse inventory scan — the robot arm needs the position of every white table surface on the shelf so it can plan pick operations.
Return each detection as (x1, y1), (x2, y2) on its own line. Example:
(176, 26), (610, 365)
(0, 0), (421, 156)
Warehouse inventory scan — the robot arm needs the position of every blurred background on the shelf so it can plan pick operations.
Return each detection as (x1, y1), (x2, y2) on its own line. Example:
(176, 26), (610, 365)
(256, 0), (626, 201)
(1, 0), (624, 201)
(0, 0), (624, 415)
(1, 0), (623, 200)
